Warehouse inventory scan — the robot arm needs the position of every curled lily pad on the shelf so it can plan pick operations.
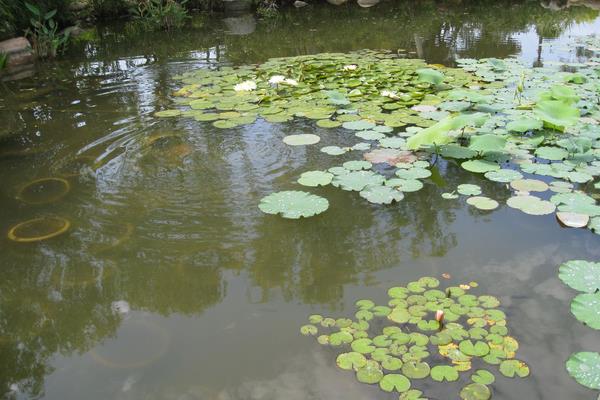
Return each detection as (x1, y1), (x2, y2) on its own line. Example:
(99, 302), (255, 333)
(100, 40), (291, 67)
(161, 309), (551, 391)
(460, 383), (491, 400)
(259, 191), (329, 219)
(499, 359), (530, 378)
(559, 260), (600, 293)
(556, 212), (589, 228)
(534, 100), (579, 131)
(566, 352), (600, 389)
(297, 171), (333, 187)
(379, 374), (411, 392)
(336, 352), (367, 370)
(571, 293), (600, 329)
(430, 365), (459, 382)
(417, 68), (445, 85)
(283, 134), (321, 146)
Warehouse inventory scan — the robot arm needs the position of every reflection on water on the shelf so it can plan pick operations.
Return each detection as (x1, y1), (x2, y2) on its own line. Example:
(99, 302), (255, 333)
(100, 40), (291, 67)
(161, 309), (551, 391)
(0, 1), (600, 399)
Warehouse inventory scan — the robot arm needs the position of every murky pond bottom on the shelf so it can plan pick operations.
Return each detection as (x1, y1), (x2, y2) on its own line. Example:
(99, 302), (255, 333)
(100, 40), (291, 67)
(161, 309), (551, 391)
(1, 1), (600, 399)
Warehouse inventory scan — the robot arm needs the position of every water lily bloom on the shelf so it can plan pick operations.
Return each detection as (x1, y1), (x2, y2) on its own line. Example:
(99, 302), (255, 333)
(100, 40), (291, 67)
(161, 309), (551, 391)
(435, 310), (444, 322)
(233, 80), (257, 91)
(268, 75), (286, 84)
(343, 64), (357, 71)
(381, 90), (398, 99)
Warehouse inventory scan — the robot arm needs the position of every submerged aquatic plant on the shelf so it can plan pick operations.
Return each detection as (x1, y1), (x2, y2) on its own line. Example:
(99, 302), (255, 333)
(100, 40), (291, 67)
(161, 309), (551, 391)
(301, 277), (529, 399)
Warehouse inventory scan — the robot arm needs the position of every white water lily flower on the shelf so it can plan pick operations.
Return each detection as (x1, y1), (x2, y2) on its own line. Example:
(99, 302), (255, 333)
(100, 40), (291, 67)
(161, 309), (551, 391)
(283, 78), (298, 86)
(380, 90), (398, 99)
(268, 75), (286, 84)
(233, 80), (257, 91)
(343, 64), (357, 71)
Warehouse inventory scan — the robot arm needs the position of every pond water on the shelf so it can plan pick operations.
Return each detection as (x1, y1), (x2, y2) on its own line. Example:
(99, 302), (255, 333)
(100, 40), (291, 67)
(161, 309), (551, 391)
(1, 1), (600, 399)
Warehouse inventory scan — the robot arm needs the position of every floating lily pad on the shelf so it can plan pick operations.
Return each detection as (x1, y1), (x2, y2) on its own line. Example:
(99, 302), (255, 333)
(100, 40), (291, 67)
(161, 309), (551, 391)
(461, 160), (500, 173)
(283, 134), (321, 146)
(300, 324), (318, 336)
(506, 118), (543, 133)
(457, 184), (482, 196)
(360, 185), (404, 204)
(430, 365), (459, 382)
(484, 169), (522, 183)
(343, 160), (373, 171)
(559, 260), (600, 293)
(386, 179), (424, 192)
(343, 120), (376, 130)
(154, 109), (181, 117)
(466, 196), (499, 211)
(499, 360), (530, 378)
(259, 191), (329, 219)
(356, 360), (384, 384)
(321, 146), (348, 155)
(336, 352), (367, 370)
(510, 179), (549, 192)
(332, 171), (386, 191)
(571, 293), (600, 329)
(566, 352), (600, 389)
(556, 212), (589, 228)
(460, 383), (491, 400)
(297, 171), (333, 187)
(379, 374), (411, 392)
(402, 361), (430, 379)
(506, 195), (556, 215)
(471, 369), (495, 385)
(535, 146), (568, 161)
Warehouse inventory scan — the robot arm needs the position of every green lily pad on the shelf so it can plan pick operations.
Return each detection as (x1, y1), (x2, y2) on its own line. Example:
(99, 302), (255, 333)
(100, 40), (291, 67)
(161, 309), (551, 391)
(469, 134), (506, 153)
(402, 361), (431, 379)
(283, 134), (321, 146)
(460, 383), (491, 400)
(571, 293), (600, 329)
(430, 365), (459, 382)
(259, 191), (329, 219)
(461, 160), (500, 173)
(336, 352), (367, 370)
(535, 146), (568, 161)
(499, 359), (530, 378)
(471, 369), (495, 385)
(352, 338), (376, 354)
(332, 171), (386, 191)
(459, 340), (490, 357)
(343, 160), (373, 171)
(379, 374), (411, 392)
(417, 68), (445, 85)
(343, 120), (376, 130)
(356, 130), (386, 140)
(360, 185), (404, 204)
(510, 179), (549, 193)
(559, 260), (600, 293)
(356, 360), (384, 384)
(321, 146), (348, 155)
(399, 389), (427, 400)
(466, 196), (499, 211)
(155, 109), (181, 118)
(534, 100), (579, 131)
(566, 352), (600, 389)
(484, 169), (523, 183)
(395, 168), (432, 180)
(300, 324), (318, 336)
(506, 118), (543, 133)
(506, 195), (556, 215)
(457, 184), (482, 196)
(316, 119), (342, 129)
(439, 144), (478, 159)
(382, 356), (403, 371)
(297, 171), (333, 187)
(329, 331), (354, 345)
(386, 179), (424, 192)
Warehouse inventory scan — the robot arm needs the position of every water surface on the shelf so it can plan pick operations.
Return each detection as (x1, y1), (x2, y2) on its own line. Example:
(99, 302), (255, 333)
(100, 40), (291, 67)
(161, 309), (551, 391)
(1, 1), (600, 399)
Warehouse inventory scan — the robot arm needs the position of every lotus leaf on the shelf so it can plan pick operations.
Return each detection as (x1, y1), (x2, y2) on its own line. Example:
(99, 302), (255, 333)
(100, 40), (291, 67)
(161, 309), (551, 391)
(506, 195), (556, 215)
(499, 359), (530, 378)
(439, 144), (478, 159)
(379, 137), (406, 149)
(430, 365), (459, 382)
(343, 120), (376, 130)
(559, 260), (600, 293)
(416, 68), (445, 85)
(460, 383), (491, 400)
(297, 171), (333, 187)
(535, 146), (568, 161)
(283, 134), (320, 146)
(336, 352), (367, 370)
(469, 134), (506, 153)
(534, 100), (579, 131)
(566, 352), (600, 389)
(395, 168), (432, 180)
(379, 374), (411, 392)
(571, 293), (600, 329)
(259, 191), (329, 218)
(356, 130), (386, 140)
(506, 118), (543, 133)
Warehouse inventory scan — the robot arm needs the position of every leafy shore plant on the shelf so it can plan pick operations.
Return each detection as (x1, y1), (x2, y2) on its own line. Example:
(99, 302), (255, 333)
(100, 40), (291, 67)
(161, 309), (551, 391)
(300, 277), (529, 399)
(130, 0), (189, 31)
(0, 52), (7, 70)
(24, 2), (71, 58)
